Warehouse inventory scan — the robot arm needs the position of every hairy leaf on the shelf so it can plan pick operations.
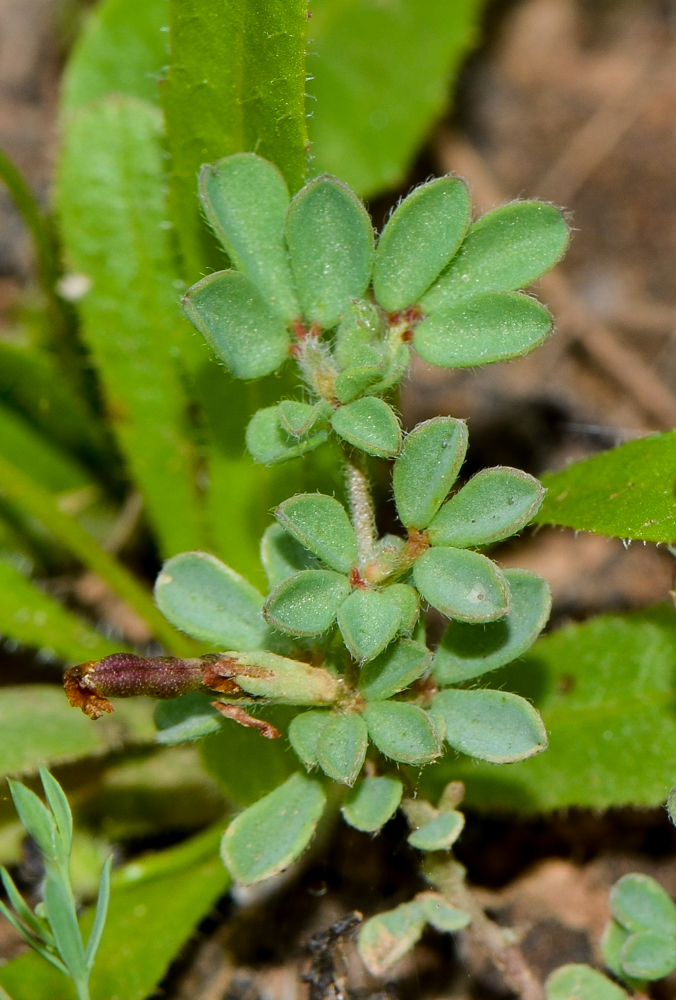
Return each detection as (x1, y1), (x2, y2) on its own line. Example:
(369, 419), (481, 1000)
(363, 701), (441, 765)
(393, 417), (468, 529)
(358, 900), (425, 976)
(316, 712), (368, 785)
(413, 547), (510, 623)
(407, 810), (465, 851)
(359, 639), (431, 701)
(545, 964), (628, 1000)
(260, 524), (319, 588)
(245, 405), (329, 466)
(431, 688), (547, 763)
(264, 569), (351, 636)
(275, 494), (357, 574)
(417, 893), (470, 932)
(288, 711), (331, 772)
(337, 589), (401, 662)
(330, 398), (401, 458)
(341, 776), (403, 832)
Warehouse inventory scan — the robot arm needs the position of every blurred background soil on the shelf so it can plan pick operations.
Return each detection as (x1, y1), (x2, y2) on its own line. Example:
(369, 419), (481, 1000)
(3, 0), (676, 996)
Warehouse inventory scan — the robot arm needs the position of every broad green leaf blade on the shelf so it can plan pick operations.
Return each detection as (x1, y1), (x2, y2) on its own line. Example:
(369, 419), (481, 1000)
(0, 401), (93, 496)
(61, 0), (166, 110)
(337, 589), (401, 662)
(43, 874), (86, 981)
(199, 154), (299, 321)
(357, 901), (425, 976)
(393, 417), (468, 529)
(334, 298), (385, 369)
(545, 964), (628, 1000)
(359, 639), (431, 701)
(422, 202), (569, 311)
(286, 177), (374, 329)
(610, 873), (676, 935)
(0, 686), (154, 782)
(602, 919), (632, 983)
(155, 693), (223, 746)
(0, 558), (120, 664)
(363, 701), (441, 765)
(417, 893), (470, 933)
(57, 95), (206, 558)
(316, 712), (368, 786)
(39, 769), (73, 861)
(7, 783), (57, 864)
(330, 398), (402, 458)
(155, 551), (269, 649)
(163, 0), (308, 275)
(288, 711), (331, 771)
(221, 773), (326, 883)
(245, 406), (329, 466)
(428, 468), (545, 548)
(278, 401), (328, 438)
(433, 569), (551, 685)
(308, 0), (486, 197)
(432, 689), (547, 763)
(622, 930), (676, 980)
(535, 431), (676, 541)
(84, 857), (111, 971)
(334, 365), (382, 404)
(341, 777), (403, 832)
(387, 584), (420, 634)
(413, 547), (509, 623)
(415, 291), (552, 369)
(183, 271), (290, 380)
(264, 569), (351, 636)
(407, 810), (465, 851)
(374, 177), (470, 311)
(275, 494), (357, 574)
(0, 826), (229, 1000)
(260, 524), (319, 589)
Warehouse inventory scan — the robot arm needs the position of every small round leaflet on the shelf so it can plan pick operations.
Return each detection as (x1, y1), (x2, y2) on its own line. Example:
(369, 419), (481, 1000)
(330, 397), (401, 457)
(337, 589), (401, 662)
(342, 776), (403, 832)
(412, 547), (509, 623)
(431, 688), (547, 763)
(316, 712), (368, 786)
(275, 494), (358, 574)
(264, 570), (351, 636)
(364, 701), (441, 765)
(393, 417), (468, 529)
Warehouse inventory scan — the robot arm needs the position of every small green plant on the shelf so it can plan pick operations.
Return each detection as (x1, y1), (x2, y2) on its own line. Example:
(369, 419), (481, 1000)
(64, 152), (568, 894)
(546, 871), (676, 999)
(0, 769), (111, 1000)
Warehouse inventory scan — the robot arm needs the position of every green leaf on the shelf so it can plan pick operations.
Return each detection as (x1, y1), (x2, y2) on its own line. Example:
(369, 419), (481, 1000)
(286, 176), (374, 329)
(0, 867), (52, 945)
(275, 494), (357, 574)
(393, 417), (468, 529)
(308, 0), (486, 197)
(84, 856), (111, 971)
(219, 651), (339, 705)
(0, 686), (155, 782)
(422, 202), (569, 311)
(288, 711), (331, 771)
(602, 919), (632, 982)
(413, 547), (509, 623)
(621, 930), (676, 981)
(39, 770), (72, 862)
(535, 431), (676, 542)
(341, 776), (403, 832)
(545, 964), (628, 1000)
(221, 772), (326, 884)
(432, 689), (547, 763)
(183, 271), (290, 380)
(334, 366), (383, 405)
(0, 558), (120, 664)
(433, 569), (551, 685)
(155, 551), (270, 649)
(337, 589), (401, 662)
(408, 810), (465, 851)
(330, 398), (402, 458)
(415, 291), (552, 369)
(163, 0), (308, 275)
(374, 177), (470, 312)
(357, 901), (425, 976)
(363, 701), (441, 765)
(316, 712), (368, 786)
(7, 783), (57, 865)
(428, 468), (545, 548)
(264, 569), (351, 636)
(245, 406), (329, 466)
(359, 639), (431, 701)
(198, 154), (299, 321)
(334, 298), (385, 369)
(417, 893), (470, 933)
(155, 693), (223, 745)
(0, 401), (93, 497)
(610, 873), (676, 936)
(260, 524), (319, 589)
(43, 874), (86, 981)
(57, 95), (206, 558)
(278, 401), (328, 438)
(387, 584), (420, 635)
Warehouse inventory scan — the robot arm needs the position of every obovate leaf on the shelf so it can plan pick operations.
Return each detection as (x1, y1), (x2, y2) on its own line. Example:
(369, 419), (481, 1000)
(155, 551), (270, 649)
(432, 688), (547, 763)
(359, 639), (431, 701)
(621, 931), (676, 980)
(535, 431), (676, 542)
(545, 964), (628, 1000)
(221, 772), (326, 884)
(363, 701), (441, 765)
(288, 711), (331, 771)
(198, 154), (299, 321)
(337, 589), (401, 662)
(275, 494), (357, 574)
(330, 398), (401, 458)
(245, 405), (329, 466)
(286, 176), (374, 329)
(358, 900), (425, 976)
(264, 569), (351, 636)
(393, 417), (468, 529)
(57, 95), (206, 558)
(414, 291), (552, 369)
(407, 810), (465, 851)
(373, 176), (471, 312)
(387, 584), (420, 634)
(413, 547), (509, 623)
(421, 201), (569, 311)
(428, 467), (545, 548)
(433, 569), (551, 685)
(610, 873), (676, 936)
(316, 712), (368, 785)
(341, 776), (403, 832)
(417, 893), (470, 932)
(260, 524), (319, 588)
(183, 271), (290, 380)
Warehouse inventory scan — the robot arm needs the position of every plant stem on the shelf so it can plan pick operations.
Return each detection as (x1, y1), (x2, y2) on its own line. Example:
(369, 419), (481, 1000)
(343, 453), (377, 566)
(0, 453), (196, 656)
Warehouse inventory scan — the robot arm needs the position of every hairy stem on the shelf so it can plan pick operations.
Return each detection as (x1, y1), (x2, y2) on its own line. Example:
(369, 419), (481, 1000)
(343, 454), (377, 565)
